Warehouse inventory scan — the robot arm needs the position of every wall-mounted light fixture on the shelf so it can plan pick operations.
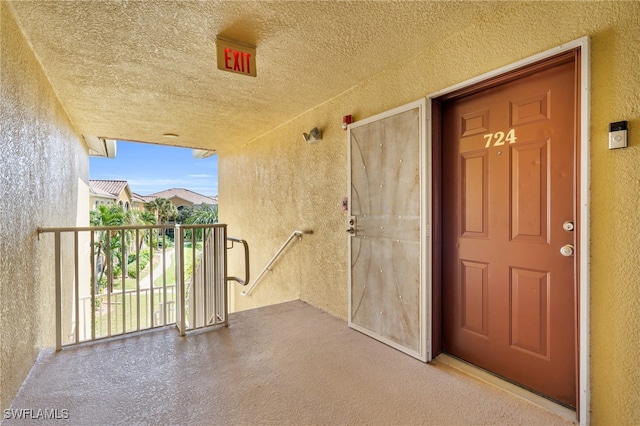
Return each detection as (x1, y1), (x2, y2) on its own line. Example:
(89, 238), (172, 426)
(303, 127), (322, 143)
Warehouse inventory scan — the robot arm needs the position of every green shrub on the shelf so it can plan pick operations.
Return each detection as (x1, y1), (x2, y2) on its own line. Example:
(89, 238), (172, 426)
(127, 249), (151, 278)
(127, 264), (138, 278)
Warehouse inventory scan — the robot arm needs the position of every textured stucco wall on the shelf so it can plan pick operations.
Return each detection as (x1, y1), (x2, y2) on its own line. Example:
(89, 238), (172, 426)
(220, 2), (640, 423)
(223, 109), (347, 314)
(0, 3), (89, 411)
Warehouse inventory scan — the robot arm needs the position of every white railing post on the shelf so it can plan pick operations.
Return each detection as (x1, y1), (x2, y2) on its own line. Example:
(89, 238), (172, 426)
(54, 231), (62, 351)
(223, 226), (229, 327)
(90, 230), (96, 341)
(202, 227), (207, 327)
(175, 224), (186, 336)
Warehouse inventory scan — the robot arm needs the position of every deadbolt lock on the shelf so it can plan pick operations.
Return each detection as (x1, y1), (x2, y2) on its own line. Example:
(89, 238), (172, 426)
(347, 216), (356, 235)
(563, 221), (575, 232)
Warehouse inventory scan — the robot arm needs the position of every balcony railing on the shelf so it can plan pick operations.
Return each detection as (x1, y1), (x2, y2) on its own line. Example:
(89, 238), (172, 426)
(37, 223), (248, 349)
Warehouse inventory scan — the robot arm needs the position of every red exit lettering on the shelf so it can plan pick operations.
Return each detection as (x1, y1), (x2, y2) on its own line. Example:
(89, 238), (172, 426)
(224, 48), (252, 75)
(216, 37), (256, 77)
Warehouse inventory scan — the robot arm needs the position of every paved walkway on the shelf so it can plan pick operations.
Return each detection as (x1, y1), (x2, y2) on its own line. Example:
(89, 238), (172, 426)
(138, 249), (173, 290)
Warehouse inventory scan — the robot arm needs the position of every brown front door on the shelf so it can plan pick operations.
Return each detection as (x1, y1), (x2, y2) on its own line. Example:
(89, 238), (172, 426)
(441, 52), (578, 407)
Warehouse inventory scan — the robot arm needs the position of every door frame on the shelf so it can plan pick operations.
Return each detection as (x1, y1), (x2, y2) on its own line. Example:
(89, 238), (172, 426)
(347, 98), (430, 362)
(425, 37), (590, 423)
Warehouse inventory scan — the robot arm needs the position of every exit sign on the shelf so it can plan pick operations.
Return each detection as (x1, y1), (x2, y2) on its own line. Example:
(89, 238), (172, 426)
(216, 36), (256, 77)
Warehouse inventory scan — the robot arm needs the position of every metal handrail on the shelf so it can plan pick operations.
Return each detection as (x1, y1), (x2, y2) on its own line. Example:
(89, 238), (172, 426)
(240, 229), (312, 297)
(226, 236), (250, 286)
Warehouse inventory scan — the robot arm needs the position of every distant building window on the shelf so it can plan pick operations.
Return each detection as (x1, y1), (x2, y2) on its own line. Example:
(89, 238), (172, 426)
(125, 202), (129, 211)
(119, 201), (123, 207)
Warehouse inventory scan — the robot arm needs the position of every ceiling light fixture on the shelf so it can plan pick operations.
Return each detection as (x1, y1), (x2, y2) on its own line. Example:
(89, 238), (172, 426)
(193, 149), (216, 159)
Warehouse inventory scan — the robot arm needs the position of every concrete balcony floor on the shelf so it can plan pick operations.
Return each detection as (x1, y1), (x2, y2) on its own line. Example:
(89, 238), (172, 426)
(8, 301), (574, 425)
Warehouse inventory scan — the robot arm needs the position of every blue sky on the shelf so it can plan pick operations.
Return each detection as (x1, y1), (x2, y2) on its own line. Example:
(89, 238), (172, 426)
(89, 141), (218, 196)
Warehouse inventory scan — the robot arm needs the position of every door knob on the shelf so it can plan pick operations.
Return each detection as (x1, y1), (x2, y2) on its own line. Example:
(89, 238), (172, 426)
(560, 244), (574, 257)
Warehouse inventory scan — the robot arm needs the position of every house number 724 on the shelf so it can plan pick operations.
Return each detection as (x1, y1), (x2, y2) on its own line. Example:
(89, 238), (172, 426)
(483, 129), (517, 148)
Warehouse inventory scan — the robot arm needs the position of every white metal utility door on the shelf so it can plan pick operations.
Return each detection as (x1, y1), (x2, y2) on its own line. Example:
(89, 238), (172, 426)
(348, 99), (428, 361)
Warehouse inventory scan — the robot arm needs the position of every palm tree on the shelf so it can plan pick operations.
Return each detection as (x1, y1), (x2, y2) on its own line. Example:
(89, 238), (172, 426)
(186, 204), (218, 239)
(90, 204), (124, 227)
(90, 204), (152, 291)
(145, 197), (178, 245)
(138, 210), (156, 225)
(119, 208), (147, 278)
(90, 205), (126, 293)
(144, 198), (160, 222)
(144, 197), (177, 224)
(137, 210), (157, 251)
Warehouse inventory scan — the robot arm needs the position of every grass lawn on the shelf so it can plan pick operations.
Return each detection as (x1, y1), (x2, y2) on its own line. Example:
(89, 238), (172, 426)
(154, 243), (199, 287)
(111, 250), (166, 291)
(92, 288), (176, 338)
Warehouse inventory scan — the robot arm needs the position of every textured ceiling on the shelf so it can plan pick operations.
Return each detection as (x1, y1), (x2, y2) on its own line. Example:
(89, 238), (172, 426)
(8, 1), (491, 153)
